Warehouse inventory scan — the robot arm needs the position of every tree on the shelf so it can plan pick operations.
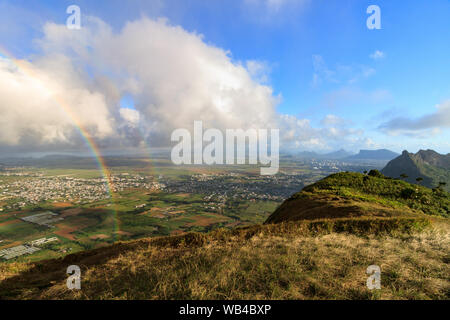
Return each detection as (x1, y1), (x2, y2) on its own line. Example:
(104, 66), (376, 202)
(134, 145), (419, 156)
(400, 173), (408, 180)
(401, 188), (416, 199)
(416, 177), (423, 185)
(368, 169), (384, 178)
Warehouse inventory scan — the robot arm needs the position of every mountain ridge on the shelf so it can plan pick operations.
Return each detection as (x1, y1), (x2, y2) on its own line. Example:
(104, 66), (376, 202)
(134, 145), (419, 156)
(381, 149), (450, 191)
(295, 149), (354, 159)
(346, 149), (399, 161)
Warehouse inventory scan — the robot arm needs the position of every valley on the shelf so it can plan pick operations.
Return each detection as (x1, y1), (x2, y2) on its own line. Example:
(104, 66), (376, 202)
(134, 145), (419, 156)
(0, 155), (376, 262)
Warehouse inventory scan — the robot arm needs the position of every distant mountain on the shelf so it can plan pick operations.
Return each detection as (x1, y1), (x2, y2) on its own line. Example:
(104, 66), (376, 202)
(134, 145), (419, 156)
(296, 151), (319, 158)
(320, 149), (354, 159)
(346, 149), (399, 161)
(381, 149), (450, 191)
(294, 149), (354, 159)
(40, 154), (84, 160)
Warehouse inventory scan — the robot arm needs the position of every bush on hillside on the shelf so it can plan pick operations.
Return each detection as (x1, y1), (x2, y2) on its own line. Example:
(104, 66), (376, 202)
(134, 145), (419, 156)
(401, 188), (416, 199)
(368, 170), (384, 178)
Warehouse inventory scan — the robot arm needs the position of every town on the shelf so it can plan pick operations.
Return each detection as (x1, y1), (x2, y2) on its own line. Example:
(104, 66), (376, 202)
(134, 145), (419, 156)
(0, 169), (164, 210)
(0, 158), (374, 211)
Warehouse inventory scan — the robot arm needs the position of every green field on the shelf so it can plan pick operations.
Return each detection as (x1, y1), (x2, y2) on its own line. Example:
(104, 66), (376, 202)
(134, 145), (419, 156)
(0, 164), (288, 263)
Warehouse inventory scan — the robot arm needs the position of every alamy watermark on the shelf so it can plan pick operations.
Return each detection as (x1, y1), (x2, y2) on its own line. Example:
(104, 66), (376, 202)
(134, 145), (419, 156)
(66, 5), (81, 30)
(67, 265), (81, 290)
(171, 121), (279, 175)
(366, 5), (381, 30)
(366, 265), (381, 290)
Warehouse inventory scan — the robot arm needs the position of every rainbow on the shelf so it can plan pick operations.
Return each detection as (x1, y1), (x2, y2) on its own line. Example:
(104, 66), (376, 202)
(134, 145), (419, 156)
(0, 47), (122, 239)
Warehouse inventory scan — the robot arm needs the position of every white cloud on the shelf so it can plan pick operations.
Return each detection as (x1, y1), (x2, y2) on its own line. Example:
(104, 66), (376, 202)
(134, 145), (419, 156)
(246, 60), (271, 84)
(370, 50), (385, 60)
(242, 0), (310, 24)
(321, 87), (391, 109)
(119, 108), (140, 127)
(379, 100), (450, 136)
(0, 56), (115, 148)
(245, 0), (307, 12)
(0, 17), (281, 149)
(321, 114), (349, 127)
(312, 54), (338, 86)
(312, 55), (376, 87)
(0, 16), (369, 153)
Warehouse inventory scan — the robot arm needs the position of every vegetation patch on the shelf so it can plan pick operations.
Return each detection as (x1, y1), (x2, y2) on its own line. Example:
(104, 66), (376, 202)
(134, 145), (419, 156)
(267, 172), (449, 224)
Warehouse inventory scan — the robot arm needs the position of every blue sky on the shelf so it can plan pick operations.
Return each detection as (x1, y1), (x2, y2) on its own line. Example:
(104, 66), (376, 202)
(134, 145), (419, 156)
(0, 0), (449, 153)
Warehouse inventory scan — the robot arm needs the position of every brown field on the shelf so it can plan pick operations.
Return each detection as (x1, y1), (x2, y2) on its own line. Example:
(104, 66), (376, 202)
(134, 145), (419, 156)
(176, 193), (191, 198)
(53, 226), (78, 240)
(0, 241), (22, 250)
(149, 212), (166, 219)
(60, 208), (83, 218)
(140, 207), (165, 218)
(181, 214), (230, 227)
(164, 207), (185, 216)
(142, 207), (185, 218)
(52, 202), (72, 208)
(90, 234), (109, 240)
(54, 217), (95, 240)
(115, 231), (132, 236)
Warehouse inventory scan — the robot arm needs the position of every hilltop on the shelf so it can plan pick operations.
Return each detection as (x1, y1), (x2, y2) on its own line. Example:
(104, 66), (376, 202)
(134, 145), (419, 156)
(381, 150), (450, 192)
(0, 172), (448, 300)
(266, 171), (449, 224)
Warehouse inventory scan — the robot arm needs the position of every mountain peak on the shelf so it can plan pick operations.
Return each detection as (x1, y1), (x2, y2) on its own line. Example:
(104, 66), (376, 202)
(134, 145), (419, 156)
(381, 149), (450, 191)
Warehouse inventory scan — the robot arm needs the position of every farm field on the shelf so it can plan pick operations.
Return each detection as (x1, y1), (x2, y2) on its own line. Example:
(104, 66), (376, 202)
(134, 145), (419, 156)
(0, 155), (371, 263)
(0, 166), (285, 262)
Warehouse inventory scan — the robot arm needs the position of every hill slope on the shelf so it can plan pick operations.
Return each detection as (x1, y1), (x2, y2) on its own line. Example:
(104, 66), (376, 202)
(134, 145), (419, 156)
(1, 217), (448, 300)
(0, 172), (448, 300)
(266, 171), (449, 224)
(381, 150), (450, 191)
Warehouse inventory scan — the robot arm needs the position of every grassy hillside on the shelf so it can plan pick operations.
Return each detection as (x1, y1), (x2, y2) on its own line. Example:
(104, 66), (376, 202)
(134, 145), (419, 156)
(0, 217), (448, 300)
(266, 171), (449, 224)
(0, 172), (448, 300)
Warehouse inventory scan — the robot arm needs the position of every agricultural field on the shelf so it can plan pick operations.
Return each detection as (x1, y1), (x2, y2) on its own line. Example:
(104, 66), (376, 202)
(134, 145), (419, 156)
(0, 156), (369, 263)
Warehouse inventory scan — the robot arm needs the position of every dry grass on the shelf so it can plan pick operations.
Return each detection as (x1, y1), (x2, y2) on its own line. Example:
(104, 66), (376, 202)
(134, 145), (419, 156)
(0, 218), (448, 300)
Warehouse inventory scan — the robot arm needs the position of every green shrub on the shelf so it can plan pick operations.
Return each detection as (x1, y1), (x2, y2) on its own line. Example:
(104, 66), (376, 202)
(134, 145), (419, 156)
(368, 170), (384, 178)
(401, 188), (416, 199)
